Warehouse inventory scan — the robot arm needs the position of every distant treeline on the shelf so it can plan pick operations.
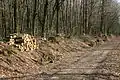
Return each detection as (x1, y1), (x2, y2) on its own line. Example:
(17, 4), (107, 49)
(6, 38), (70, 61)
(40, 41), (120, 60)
(0, 0), (120, 39)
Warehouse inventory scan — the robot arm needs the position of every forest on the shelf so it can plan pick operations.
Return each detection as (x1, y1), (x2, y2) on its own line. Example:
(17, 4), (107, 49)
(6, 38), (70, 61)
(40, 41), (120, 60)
(0, 0), (120, 39)
(1, 0), (120, 79)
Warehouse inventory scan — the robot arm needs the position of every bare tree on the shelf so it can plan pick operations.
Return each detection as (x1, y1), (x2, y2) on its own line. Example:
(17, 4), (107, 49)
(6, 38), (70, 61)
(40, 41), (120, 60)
(0, 0), (120, 39)
(13, 0), (17, 33)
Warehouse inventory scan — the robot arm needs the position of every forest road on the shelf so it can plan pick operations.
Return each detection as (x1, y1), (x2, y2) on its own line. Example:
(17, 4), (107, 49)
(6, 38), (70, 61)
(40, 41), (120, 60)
(2, 37), (120, 80)
(31, 37), (120, 80)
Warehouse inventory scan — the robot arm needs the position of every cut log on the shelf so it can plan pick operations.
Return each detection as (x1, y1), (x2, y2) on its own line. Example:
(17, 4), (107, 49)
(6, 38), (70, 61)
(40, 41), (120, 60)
(8, 33), (39, 52)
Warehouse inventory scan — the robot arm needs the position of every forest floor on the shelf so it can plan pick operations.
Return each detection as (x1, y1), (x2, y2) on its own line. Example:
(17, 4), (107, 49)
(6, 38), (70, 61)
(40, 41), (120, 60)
(1, 35), (120, 80)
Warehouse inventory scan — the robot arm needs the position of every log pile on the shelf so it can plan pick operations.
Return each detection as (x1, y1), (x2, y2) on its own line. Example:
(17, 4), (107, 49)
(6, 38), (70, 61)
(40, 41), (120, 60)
(8, 33), (39, 52)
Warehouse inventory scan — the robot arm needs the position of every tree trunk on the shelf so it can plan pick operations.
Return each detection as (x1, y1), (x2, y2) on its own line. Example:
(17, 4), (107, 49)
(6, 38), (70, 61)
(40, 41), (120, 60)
(14, 0), (17, 33)
(56, 0), (59, 35)
(32, 0), (37, 35)
(100, 0), (104, 33)
(1, 1), (6, 38)
(41, 0), (48, 37)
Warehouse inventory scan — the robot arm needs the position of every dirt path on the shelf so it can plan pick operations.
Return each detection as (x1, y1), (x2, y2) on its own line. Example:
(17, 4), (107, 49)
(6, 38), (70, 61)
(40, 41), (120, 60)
(47, 40), (120, 80)
(1, 37), (120, 80)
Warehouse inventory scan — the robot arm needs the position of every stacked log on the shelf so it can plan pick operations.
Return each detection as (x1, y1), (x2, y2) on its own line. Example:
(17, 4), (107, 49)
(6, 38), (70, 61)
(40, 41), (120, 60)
(9, 39), (15, 45)
(8, 33), (39, 52)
